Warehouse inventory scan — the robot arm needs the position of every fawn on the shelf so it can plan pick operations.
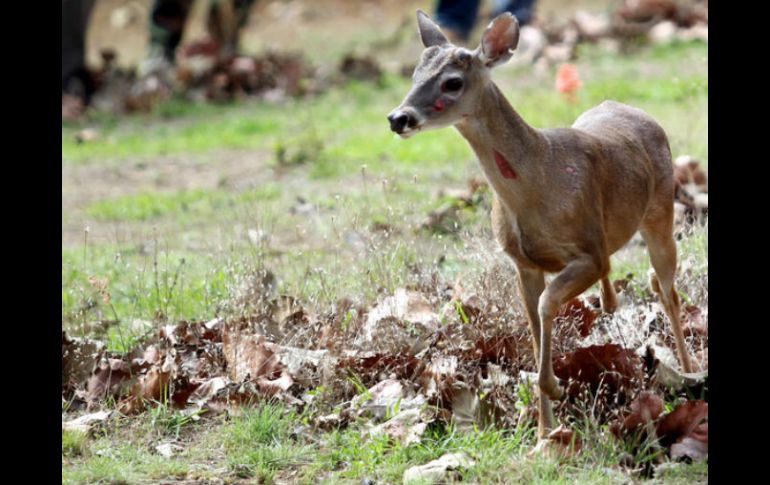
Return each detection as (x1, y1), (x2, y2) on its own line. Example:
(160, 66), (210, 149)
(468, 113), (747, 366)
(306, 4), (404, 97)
(388, 11), (693, 441)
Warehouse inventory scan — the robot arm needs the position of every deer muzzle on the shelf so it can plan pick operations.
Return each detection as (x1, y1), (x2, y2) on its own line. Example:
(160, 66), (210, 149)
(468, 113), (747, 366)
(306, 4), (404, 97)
(387, 108), (419, 135)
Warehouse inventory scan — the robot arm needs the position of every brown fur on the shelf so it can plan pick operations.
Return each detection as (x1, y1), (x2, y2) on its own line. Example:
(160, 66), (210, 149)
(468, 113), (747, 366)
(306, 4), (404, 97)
(389, 11), (693, 440)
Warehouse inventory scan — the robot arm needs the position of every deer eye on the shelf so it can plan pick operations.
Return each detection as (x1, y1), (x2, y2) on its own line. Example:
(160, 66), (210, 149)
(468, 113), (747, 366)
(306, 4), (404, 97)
(442, 78), (463, 92)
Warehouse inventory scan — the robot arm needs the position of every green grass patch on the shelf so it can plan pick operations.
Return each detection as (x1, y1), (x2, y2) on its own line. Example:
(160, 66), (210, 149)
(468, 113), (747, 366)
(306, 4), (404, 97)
(62, 430), (89, 458)
(223, 403), (314, 482)
(85, 184), (281, 222)
(62, 244), (234, 350)
(62, 101), (284, 163)
(62, 440), (190, 485)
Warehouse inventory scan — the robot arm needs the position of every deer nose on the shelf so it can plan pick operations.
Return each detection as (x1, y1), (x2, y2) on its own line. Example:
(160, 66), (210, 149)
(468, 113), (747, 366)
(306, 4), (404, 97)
(388, 111), (413, 133)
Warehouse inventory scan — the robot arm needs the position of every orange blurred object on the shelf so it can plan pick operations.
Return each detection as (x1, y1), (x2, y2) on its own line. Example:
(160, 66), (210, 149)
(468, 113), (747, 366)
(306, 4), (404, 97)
(555, 64), (582, 99)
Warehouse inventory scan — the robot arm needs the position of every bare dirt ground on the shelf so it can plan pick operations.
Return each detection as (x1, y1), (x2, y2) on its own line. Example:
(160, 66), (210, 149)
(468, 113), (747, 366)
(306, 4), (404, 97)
(63, 149), (272, 215)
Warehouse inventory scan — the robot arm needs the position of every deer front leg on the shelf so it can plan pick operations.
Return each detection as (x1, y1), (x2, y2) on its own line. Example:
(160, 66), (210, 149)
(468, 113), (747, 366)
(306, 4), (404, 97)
(514, 266), (555, 438)
(538, 257), (605, 400)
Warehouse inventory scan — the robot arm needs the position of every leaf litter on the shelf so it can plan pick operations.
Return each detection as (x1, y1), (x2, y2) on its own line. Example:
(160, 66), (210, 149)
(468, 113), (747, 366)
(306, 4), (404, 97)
(63, 265), (707, 476)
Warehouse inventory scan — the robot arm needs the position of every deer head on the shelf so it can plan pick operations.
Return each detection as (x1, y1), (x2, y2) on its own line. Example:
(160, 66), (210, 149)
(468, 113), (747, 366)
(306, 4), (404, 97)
(387, 10), (520, 138)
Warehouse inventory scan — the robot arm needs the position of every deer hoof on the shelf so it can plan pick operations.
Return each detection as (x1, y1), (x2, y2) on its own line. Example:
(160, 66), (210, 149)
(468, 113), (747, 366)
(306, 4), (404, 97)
(601, 298), (618, 314)
(529, 438), (572, 459)
(530, 432), (580, 460)
(529, 439), (554, 458)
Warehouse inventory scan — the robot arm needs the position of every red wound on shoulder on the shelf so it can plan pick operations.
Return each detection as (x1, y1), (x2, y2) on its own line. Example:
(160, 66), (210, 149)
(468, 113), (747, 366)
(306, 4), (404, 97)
(434, 98), (445, 112)
(494, 151), (517, 179)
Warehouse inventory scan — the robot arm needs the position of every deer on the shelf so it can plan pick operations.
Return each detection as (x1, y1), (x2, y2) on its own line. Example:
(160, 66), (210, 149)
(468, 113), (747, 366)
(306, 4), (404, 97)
(388, 10), (694, 444)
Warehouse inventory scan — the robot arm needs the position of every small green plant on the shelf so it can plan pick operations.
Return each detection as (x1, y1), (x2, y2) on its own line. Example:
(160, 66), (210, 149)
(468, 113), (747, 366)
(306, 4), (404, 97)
(454, 300), (470, 324)
(348, 373), (372, 407)
(516, 379), (535, 410)
(274, 129), (325, 167)
(62, 430), (89, 458)
(386, 397), (402, 420)
(341, 310), (354, 331)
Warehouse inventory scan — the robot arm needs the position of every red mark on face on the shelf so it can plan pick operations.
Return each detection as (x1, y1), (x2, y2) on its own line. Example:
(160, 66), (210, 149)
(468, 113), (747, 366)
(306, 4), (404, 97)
(494, 151), (517, 179)
(434, 98), (445, 112)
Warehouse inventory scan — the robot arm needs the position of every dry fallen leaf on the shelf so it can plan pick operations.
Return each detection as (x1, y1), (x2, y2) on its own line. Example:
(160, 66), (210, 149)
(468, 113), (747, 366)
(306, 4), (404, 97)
(419, 355), (457, 402)
(356, 289), (439, 355)
(670, 422), (707, 461)
(464, 335), (522, 364)
(222, 330), (282, 383)
(62, 332), (104, 393)
(85, 358), (134, 403)
(403, 452), (475, 484)
(257, 371), (294, 397)
(656, 400), (708, 447)
(681, 305), (707, 338)
(62, 411), (112, 434)
(639, 341), (708, 391)
(351, 379), (405, 416)
(367, 408), (429, 446)
(553, 343), (643, 397)
(188, 376), (230, 407)
(655, 400), (708, 461)
(160, 321), (220, 347)
(673, 155), (707, 189)
(611, 391), (665, 438)
(337, 352), (421, 384)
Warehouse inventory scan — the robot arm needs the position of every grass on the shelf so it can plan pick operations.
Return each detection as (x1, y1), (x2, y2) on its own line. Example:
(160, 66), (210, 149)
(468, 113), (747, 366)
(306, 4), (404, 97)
(62, 244), (234, 350)
(63, 43), (707, 171)
(62, 430), (89, 458)
(62, 439), (191, 484)
(62, 34), (707, 483)
(223, 403), (314, 481)
(85, 185), (282, 222)
(62, 401), (708, 484)
(62, 404), (217, 485)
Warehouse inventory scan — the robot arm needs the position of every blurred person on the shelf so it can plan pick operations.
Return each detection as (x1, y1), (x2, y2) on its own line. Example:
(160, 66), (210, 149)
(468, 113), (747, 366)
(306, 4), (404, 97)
(434, 0), (537, 43)
(62, 0), (256, 118)
(62, 0), (96, 119)
(139, 0), (256, 79)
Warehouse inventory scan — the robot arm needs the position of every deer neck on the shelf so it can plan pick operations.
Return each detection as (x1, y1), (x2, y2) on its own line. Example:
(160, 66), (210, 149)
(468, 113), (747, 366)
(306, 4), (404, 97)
(455, 82), (548, 211)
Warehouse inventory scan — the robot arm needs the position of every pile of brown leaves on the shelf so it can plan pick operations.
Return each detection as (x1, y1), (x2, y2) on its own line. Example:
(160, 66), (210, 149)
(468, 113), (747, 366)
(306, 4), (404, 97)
(82, 45), (388, 116)
(63, 260), (707, 464)
(488, 0), (708, 69)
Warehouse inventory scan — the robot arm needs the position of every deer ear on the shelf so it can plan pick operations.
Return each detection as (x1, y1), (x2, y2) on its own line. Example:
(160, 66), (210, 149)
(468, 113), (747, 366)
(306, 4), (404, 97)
(417, 10), (449, 47)
(479, 13), (520, 68)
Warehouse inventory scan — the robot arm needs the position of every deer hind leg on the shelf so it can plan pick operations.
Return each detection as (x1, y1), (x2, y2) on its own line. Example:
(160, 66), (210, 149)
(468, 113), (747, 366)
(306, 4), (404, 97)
(537, 256), (605, 401)
(600, 275), (618, 313)
(641, 209), (694, 373)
